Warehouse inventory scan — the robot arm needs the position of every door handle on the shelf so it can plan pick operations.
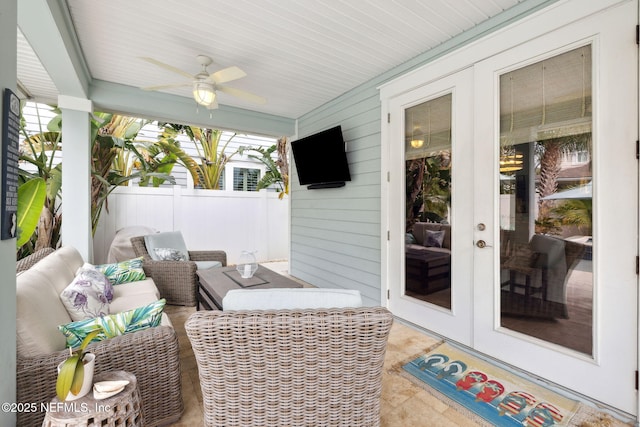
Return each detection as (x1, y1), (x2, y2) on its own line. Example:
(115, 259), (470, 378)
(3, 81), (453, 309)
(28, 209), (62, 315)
(476, 240), (488, 248)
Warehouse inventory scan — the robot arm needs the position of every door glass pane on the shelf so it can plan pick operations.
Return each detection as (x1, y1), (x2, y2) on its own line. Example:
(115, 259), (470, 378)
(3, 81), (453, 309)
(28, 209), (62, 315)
(499, 45), (593, 355)
(405, 94), (452, 309)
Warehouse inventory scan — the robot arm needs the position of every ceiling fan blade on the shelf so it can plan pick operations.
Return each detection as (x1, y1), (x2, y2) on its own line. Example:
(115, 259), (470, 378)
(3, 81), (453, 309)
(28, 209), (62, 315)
(217, 85), (266, 104)
(141, 82), (191, 91)
(140, 57), (194, 80)
(210, 66), (246, 84)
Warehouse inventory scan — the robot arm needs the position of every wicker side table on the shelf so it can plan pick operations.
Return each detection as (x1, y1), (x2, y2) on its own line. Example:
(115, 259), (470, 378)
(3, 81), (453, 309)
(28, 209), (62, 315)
(42, 370), (144, 427)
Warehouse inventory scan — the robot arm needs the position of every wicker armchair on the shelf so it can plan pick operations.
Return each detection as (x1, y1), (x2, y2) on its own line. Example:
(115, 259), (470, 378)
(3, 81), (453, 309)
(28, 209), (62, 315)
(131, 235), (227, 306)
(185, 307), (394, 427)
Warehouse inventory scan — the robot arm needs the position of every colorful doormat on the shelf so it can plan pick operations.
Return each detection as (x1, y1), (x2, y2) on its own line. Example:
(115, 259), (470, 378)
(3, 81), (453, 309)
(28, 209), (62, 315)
(402, 342), (580, 427)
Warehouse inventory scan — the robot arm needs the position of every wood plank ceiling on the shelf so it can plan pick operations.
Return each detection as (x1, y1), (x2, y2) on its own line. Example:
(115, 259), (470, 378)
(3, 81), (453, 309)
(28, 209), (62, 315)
(17, 0), (524, 119)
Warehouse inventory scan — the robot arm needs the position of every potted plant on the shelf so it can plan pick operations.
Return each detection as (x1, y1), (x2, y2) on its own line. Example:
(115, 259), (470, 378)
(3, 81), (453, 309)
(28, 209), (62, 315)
(56, 329), (100, 401)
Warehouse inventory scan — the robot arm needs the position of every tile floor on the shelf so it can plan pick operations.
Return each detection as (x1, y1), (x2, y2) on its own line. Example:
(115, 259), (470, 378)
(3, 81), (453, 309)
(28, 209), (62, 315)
(164, 262), (632, 427)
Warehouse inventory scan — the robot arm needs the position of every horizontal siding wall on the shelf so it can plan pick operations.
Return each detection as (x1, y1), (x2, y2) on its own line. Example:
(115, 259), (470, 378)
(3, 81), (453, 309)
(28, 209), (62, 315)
(291, 0), (558, 306)
(291, 85), (383, 306)
(93, 186), (288, 265)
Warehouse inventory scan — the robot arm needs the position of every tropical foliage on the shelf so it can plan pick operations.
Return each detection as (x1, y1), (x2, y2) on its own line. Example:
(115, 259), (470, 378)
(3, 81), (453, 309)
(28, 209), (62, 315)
(244, 136), (289, 199)
(17, 103), (63, 258)
(406, 152), (452, 231)
(17, 102), (284, 258)
(155, 124), (239, 189)
(16, 178), (46, 248)
(535, 133), (591, 222)
(90, 113), (175, 235)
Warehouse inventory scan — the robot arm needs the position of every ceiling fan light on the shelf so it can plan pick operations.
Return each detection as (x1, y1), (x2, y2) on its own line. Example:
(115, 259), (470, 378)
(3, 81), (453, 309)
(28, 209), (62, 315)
(193, 81), (215, 106)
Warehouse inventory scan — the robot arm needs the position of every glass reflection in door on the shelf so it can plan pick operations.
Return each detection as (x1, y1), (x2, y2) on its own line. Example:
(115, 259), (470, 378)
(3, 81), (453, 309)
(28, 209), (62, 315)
(498, 45), (593, 355)
(405, 94), (452, 309)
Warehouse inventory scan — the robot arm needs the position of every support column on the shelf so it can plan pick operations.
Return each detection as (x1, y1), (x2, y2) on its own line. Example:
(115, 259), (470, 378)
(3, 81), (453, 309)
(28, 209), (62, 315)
(0, 0), (17, 424)
(59, 95), (94, 261)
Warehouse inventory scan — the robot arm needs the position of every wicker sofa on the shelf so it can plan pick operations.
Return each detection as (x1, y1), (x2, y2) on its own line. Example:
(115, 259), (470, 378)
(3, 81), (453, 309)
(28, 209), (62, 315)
(131, 234), (227, 306)
(16, 246), (183, 427)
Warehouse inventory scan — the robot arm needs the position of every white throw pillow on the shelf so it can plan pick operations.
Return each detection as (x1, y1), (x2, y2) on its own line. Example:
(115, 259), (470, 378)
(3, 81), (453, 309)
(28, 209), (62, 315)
(154, 247), (187, 261)
(60, 268), (112, 321)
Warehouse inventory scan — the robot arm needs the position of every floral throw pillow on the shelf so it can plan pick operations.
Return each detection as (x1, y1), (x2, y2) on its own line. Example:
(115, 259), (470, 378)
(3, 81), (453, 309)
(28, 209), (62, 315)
(94, 257), (146, 285)
(60, 269), (112, 321)
(154, 247), (187, 261)
(58, 299), (166, 348)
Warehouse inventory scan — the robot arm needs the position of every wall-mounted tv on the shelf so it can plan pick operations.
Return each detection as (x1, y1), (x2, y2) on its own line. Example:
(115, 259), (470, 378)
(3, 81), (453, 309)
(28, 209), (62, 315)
(291, 125), (351, 189)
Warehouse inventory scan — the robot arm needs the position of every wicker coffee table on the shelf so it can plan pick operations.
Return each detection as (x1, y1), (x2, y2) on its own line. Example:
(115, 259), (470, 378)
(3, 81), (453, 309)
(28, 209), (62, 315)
(197, 265), (303, 310)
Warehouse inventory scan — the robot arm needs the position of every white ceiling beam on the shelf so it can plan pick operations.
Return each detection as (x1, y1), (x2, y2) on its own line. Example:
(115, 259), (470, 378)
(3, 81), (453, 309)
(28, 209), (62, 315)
(18, 0), (89, 98)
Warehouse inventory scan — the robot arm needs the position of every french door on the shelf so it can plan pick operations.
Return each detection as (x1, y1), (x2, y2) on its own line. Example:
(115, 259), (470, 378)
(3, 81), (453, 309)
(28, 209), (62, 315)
(382, 0), (638, 415)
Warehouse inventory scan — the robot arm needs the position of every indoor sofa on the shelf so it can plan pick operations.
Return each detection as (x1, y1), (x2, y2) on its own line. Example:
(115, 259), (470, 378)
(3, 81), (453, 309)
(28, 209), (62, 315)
(16, 246), (183, 427)
(405, 222), (452, 294)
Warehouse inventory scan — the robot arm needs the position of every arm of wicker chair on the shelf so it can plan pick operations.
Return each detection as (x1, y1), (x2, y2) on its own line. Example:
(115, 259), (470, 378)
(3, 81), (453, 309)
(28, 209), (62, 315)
(188, 250), (227, 265)
(17, 325), (183, 427)
(131, 235), (227, 306)
(140, 259), (199, 306)
(16, 247), (56, 273)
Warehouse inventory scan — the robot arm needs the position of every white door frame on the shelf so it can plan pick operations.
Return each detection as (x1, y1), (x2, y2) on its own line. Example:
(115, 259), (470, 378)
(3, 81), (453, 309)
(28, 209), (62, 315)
(380, 0), (638, 415)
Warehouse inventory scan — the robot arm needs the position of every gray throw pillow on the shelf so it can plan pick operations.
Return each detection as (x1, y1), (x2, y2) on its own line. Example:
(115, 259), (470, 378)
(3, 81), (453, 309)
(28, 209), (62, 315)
(424, 230), (445, 248)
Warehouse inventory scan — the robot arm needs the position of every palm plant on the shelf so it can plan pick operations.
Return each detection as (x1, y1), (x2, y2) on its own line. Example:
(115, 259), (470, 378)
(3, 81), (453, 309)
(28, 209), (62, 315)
(243, 137), (289, 198)
(155, 124), (240, 190)
(90, 113), (175, 235)
(551, 198), (592, 234)
(535, 133), (591, 219)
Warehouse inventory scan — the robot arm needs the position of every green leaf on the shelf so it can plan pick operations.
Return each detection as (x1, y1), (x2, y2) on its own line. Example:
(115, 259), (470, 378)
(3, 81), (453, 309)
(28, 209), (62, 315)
(56, 354), (80, 401)
(69, 358), (85, 395)
(16, 178), (46, 248)
(79, 329), (101, 352)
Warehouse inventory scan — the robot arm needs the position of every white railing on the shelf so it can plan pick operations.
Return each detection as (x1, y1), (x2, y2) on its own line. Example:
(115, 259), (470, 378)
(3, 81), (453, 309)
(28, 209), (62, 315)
(93, 186), (289, 265)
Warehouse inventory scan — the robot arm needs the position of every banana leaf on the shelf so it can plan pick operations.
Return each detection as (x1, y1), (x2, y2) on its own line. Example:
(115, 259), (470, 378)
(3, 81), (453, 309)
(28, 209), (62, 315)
(16, 178), (46, 248)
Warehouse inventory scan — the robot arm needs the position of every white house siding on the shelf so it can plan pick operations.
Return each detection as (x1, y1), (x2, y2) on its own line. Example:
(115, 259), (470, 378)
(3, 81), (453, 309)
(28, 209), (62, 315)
(290, 0), (559, 306)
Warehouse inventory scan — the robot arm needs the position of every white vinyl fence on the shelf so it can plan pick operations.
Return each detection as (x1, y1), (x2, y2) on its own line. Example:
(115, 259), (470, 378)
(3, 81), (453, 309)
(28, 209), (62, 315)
(93, 186), (289, 265)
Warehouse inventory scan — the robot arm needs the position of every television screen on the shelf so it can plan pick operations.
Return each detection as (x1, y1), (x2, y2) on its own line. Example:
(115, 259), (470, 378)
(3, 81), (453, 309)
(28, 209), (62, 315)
(291, 125), (351, 189)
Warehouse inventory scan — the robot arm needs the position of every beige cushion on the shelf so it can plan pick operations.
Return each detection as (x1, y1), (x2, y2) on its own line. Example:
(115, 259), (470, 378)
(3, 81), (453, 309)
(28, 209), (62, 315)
(111, 278), (160, 299)
(109, 291), (161, 314)
(31, 246), (85, 294)
(159, 312), (173, 328)
(223, 288), (363, 311)
(16, 267), (72, 357)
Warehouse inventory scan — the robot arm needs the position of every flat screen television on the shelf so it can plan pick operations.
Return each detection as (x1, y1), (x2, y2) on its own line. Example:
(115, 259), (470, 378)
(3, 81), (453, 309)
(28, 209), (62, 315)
(291, 125), (351, 189)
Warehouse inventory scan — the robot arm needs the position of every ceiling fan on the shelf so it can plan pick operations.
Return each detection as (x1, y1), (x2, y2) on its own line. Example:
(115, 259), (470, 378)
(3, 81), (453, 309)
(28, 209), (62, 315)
(140, 55), (266, 109)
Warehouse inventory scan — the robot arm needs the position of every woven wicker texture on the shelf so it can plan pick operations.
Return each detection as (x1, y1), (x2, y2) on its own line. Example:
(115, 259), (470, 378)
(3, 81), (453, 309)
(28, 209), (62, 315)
(42, 371), (143, 427)
(17, 326), (183, 427)
(131, 235), (227, 306)
(16, 247), (55, 272)
(186, 307), (393, 427)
